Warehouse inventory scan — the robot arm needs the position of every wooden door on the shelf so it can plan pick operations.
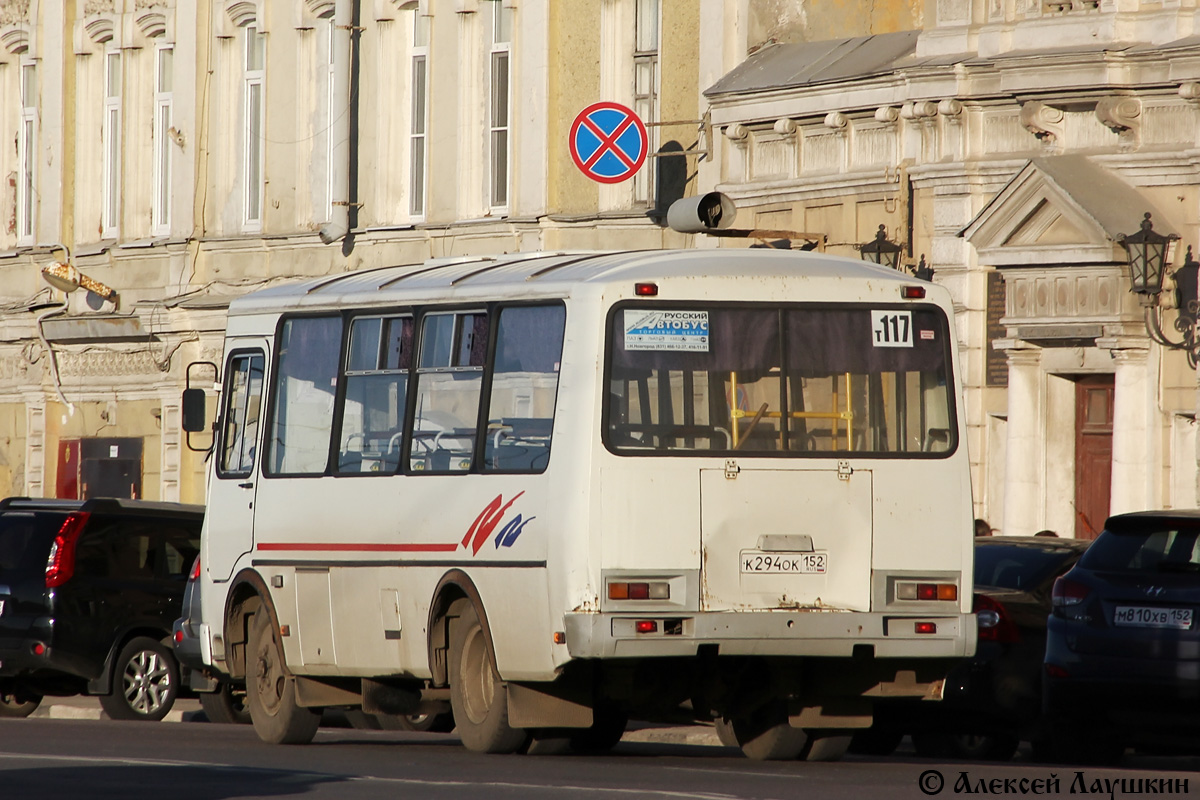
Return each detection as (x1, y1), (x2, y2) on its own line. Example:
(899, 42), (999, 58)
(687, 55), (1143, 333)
(56, 439), (81, 499)
(1074, 376), (1114, 539)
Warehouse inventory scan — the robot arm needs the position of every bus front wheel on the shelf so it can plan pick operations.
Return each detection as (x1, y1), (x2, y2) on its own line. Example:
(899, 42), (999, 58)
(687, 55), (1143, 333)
(246, 610), (320, 745)
(448, 603), (526, 754)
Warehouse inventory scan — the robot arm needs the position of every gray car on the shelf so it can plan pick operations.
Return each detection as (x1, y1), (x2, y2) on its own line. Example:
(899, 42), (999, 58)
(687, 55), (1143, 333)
(172, 556), (249, 724)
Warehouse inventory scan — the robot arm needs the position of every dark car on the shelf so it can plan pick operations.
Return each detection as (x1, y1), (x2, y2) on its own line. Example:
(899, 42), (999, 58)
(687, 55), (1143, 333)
(854, 535), (1090, 760)
(1044, 510), (1200, 763)
(0, 496), (202, 721)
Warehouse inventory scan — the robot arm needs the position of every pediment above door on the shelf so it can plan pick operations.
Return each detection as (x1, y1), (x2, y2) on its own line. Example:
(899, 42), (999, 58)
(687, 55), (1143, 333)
(960, 156), (1177, 267)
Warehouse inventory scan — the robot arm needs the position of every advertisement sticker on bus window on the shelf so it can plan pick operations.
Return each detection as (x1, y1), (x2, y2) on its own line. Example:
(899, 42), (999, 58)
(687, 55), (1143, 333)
(624, 310), (710, 352)
(870, 310), (914, 348)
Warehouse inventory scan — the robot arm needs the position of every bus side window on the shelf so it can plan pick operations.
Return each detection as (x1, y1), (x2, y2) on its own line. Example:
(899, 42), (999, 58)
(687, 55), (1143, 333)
(410, 311), (487, 473)
(484, 304), (565, 472)
(337, 315), (412, 474)
(218, 352), (264, 477)
(266, 316), (343, 475)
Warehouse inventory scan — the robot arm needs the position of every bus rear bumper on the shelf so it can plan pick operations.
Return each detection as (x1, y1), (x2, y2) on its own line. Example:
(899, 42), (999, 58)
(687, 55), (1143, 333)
(563, 610), (975, 660)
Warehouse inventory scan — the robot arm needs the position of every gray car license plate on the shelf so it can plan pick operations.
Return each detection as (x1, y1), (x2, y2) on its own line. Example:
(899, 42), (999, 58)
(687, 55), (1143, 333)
(1114, 605), (1193, 629)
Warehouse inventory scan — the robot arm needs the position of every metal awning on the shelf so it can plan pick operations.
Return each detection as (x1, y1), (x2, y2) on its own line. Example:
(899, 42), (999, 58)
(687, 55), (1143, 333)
(704, 31), (921, 97)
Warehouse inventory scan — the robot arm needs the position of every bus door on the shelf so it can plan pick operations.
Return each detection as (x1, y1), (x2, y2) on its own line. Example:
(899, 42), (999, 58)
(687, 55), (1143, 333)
(699, 466), (873, 612)
(206, 342), (268, 581)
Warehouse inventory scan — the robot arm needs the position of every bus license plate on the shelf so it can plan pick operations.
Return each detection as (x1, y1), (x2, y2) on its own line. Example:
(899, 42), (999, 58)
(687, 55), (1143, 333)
(741, 551), (827, 574)
(1113, 606), (1193, 629)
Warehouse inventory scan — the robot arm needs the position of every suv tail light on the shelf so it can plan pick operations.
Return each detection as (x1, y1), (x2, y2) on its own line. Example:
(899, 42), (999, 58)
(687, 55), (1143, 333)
(974, 593), (1019, 644)
(45, 512), (90, 589)
(188, 556), (201, 582)
(1051, 577), (1090, 608)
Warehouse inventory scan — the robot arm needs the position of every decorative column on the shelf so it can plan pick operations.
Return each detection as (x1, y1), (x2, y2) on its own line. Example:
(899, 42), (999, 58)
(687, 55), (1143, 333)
(160, 401), (182, 502)
(1001, 347), (1044, 536)
(1109, 347), (1156, 515)
(25, 404), (46, 498)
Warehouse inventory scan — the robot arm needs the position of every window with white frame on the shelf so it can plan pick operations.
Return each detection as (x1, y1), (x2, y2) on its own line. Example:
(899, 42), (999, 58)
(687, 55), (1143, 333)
(103, 48), (122, 237)
(243, 25), (265, 228)
(409, 12), (429, 218)
(153, 45), (174, 235)
(487, 1), (511, 211)
(632, 0), (659, 205)
(17, 60), (37, 243)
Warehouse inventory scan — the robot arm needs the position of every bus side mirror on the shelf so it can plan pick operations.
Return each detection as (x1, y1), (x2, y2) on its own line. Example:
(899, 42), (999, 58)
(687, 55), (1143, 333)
(182, 388), (207, 433)
(667, 192), (737, 233)
(184, 360), (219, 454)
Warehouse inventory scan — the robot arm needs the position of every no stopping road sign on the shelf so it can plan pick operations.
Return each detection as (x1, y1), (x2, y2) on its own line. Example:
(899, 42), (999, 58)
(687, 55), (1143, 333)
(569, 102), (649, 184)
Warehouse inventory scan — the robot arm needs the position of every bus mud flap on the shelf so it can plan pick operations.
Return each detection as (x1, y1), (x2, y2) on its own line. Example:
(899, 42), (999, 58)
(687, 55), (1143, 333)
(788, 700), (873, 730)
(507, 682), (594, 729)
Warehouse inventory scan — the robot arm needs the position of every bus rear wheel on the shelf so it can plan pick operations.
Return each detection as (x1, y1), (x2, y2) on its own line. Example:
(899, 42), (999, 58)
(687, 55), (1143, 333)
(730, 701), (808, 761)
(800, 731), (852, 762)
(246, 610), (320, 744)
(448, 603), (526, 754)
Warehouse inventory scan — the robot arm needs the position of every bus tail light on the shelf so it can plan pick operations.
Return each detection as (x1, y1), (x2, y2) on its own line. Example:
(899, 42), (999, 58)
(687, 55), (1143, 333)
(634, 282), (658, 297)
(914, 622), (937, 634)
(902, 286), (926, 299)
(896, 581), (958, 602)
(608, 581), (670, 601)
(188, 556), (202, 582)
(635, 620), (658, 634)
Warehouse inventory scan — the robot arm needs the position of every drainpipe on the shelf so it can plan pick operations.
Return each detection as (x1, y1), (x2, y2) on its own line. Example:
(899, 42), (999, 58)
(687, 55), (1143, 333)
(319, 0), (352, 245)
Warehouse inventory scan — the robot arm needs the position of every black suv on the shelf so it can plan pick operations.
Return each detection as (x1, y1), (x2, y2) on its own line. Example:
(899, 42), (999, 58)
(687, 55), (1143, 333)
(0, 497), (202, 721)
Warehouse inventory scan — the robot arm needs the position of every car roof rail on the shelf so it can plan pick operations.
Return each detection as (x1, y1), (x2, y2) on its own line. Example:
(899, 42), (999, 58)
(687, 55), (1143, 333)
(77, 497), (205, 516)
(0, 497), (85, 510)
(79, 497), (126, 514)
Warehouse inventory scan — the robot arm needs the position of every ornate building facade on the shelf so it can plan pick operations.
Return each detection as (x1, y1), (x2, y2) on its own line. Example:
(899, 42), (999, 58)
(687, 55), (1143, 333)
(696, 0), (1200, 536)
(0, 0), (703, 503)
(3, 0), (1198, 536)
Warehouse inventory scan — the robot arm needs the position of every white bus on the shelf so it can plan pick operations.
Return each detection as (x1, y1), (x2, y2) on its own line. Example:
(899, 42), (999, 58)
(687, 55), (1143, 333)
(184, 248), (975, 760)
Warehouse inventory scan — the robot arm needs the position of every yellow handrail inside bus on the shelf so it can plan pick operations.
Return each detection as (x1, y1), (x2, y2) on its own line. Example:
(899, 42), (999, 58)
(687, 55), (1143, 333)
(729, 371), (854, 450)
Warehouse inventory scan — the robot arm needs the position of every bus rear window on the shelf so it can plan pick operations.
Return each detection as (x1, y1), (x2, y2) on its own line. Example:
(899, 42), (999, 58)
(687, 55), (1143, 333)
(605, 305), (954, 456)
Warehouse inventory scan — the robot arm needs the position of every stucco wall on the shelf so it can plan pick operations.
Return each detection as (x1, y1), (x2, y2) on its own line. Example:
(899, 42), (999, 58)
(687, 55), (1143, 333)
(746, 0), (922, 51)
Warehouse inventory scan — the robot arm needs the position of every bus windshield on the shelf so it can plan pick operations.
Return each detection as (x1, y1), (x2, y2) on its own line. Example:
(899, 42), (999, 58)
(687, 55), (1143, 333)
(605, 304), (954, 456)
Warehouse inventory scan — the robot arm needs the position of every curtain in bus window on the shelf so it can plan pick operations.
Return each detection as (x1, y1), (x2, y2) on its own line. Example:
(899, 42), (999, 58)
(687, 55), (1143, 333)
(608, 308), (781, 452)
(784, 308), (952, 454)
(485, 305), (565, 472)
(611, 309), (779, 375)
(606, 306), (953, 455)
(268, 316), (342, 474)
(784, 309), (944, 375)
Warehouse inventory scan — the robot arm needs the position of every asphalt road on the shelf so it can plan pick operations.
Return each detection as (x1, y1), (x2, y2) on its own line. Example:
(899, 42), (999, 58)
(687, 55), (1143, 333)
(2, 714), (1200, 800)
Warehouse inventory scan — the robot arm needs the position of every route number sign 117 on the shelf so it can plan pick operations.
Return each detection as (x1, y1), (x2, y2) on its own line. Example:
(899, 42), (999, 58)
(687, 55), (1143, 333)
(871, 310), (913, 348)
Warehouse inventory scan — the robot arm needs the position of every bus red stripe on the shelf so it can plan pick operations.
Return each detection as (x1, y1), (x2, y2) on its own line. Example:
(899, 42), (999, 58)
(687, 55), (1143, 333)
(255, 542), (460, 553)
